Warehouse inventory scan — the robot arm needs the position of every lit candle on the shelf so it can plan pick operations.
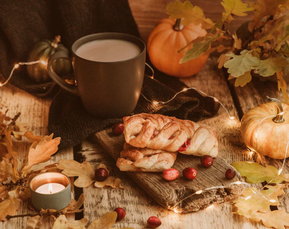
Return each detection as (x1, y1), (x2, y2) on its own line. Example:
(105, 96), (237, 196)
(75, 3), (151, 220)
(30, 172), (71, 210)
(35, 183), (66, 194)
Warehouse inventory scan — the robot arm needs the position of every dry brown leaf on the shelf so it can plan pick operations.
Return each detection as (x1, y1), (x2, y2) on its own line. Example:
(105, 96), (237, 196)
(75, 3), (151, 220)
(0, 191), (21, 221)
(57, 160), (94, 188)
(0, 186), (7, 201)
(22, 134), (61, 173)
(62, 194), (84, 214)
(16, 185), (31, 201)
(234, 184), (289, 229)
(87, 211), (117, 229)
(0, 158), (18, 183)
(255, 209), (289, 229)
(24, 131), (43, 142)
(26, 215), (41, 229)
(52, 215), (88, 229)
(94, 177), (123, 189)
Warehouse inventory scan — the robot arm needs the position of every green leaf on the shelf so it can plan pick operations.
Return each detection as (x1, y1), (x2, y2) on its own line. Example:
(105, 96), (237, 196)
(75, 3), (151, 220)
(221, 0), (254, 21)
(166, 0), (214, 28)
(180, 39), (211, 63)
(232, 161), (286, 184)
(254, 57), (289, 77)
(224, 50), (260, 77)
(234, 71), (252, 87)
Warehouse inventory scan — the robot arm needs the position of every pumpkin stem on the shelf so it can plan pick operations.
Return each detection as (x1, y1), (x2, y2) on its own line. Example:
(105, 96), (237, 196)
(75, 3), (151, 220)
(51, 35), (61, 49)
(173, 18), (184, 31)
(267, 97), (285, 123)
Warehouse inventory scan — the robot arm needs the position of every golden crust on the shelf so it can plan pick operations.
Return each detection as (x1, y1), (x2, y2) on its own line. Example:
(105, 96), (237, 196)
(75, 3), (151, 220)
(116, 146), (177, 172)
(123, 113), (218, 157)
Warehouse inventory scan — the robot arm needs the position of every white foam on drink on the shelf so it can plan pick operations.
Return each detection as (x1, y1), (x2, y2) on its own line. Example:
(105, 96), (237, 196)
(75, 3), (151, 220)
(76, 39), (140, 62)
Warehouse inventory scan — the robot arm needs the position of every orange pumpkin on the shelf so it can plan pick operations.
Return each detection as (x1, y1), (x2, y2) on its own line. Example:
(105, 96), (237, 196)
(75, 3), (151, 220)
(240, 102), (289, 159)
(147, 18), (208, 77)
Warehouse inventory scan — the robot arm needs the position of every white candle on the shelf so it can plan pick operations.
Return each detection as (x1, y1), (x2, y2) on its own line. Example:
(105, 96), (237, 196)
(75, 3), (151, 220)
(35, 183), (65, 194)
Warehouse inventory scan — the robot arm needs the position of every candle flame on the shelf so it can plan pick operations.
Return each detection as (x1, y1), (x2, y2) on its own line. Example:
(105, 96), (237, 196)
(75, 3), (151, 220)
(48, 183), (53, 194)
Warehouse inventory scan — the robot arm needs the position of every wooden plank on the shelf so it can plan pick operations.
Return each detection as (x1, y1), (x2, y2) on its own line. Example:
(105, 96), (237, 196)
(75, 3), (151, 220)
(0, 85), (74, 229)
(94, 128), (242, 213)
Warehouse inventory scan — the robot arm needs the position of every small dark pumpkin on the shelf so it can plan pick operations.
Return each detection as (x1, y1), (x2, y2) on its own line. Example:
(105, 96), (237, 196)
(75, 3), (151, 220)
(27, 35), (71, 83)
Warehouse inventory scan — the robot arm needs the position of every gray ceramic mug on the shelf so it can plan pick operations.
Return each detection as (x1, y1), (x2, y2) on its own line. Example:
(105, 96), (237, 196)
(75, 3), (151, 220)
(48, 32), (146, 118)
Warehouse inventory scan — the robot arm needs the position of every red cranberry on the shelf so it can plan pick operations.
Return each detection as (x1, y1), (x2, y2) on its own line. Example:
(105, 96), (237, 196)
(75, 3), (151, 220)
(201, 155), (214, 168)
(225, 169), (236, 180)
(114, 207), (126, 221)
(147, 216), (161, 228)
(112, 123), (124, 135)
(183, 167), (197, 180)
(95, 168), (109, 181)
(178, 139), (191, 152)
(162, 168), (180, 181)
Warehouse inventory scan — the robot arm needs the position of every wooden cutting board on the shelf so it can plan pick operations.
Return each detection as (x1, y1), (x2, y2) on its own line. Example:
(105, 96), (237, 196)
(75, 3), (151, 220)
(94, 125), (244, 213)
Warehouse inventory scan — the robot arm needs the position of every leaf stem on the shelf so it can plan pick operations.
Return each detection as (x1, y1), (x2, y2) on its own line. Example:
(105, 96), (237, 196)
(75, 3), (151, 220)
(6, 213), (39, 219)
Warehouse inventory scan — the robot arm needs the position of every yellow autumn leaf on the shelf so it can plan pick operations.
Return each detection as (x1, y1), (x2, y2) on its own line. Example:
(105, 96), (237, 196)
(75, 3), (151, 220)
(221, 0), (253, 21)
(87, 212), (117, 229)
(256, 209), (289, 229)
(52, 215), (88, 229)
(234, 185), (284, 218)
(94, 177), (123, 189)
(22, 134), (60, 173)
(234, 72), (252, 87)
(57, 160), (95, 188)
(232, 161), (286, 183)
(166, 0), (214, 29)
(0, 191), (21, 221)
(249, 0), (289, 30)
(234, 184), (289, 229)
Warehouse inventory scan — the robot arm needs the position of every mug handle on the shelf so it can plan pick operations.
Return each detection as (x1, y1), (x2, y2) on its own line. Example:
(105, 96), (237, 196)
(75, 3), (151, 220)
(47, 56), (78, 95)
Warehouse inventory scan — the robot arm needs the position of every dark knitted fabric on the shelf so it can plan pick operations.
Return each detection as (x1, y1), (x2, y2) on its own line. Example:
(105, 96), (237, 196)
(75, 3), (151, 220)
(0, 0), (220, 149)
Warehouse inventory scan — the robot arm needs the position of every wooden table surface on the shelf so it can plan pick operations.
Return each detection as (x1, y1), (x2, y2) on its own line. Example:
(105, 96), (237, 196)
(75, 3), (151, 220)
(1, 1), (288, 228)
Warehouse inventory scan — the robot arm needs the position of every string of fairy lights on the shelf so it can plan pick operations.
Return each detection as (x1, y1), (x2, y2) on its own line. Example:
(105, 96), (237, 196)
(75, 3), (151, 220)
(1, 58), (288, 214)
(0, 60), (47, 87)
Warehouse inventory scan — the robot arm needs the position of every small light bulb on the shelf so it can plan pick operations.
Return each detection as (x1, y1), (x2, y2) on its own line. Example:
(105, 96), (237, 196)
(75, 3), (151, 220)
(278, 168), (283, 175)
(234, 181), (243, 185)
(182, 88), (189, 92)
(14, 63), (20, 69)
(149, 75), (154, 79)
(244, 195), (252, 200)
(40, 60), (48, 66)
(172, 208), (182, 214)
(269, 199), (277, 203)
(206, 204), (215, 210)
(229, 116), (235, 120)
(195, 190), (203, 195)
(152, 100), (160, 106)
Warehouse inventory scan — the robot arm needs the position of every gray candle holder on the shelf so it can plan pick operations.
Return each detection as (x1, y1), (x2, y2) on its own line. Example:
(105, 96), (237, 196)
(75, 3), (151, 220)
(30, 172), (71, 211)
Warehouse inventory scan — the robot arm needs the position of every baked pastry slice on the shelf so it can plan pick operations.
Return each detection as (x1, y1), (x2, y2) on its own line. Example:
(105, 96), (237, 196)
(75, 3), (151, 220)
(123, 113), (218, 157)
(116, 146), (177, 172)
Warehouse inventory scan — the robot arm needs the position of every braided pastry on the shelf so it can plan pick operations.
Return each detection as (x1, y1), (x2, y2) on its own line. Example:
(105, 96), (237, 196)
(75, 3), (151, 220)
(123, 113), (218, 157)
(116, 144), (177, 172)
